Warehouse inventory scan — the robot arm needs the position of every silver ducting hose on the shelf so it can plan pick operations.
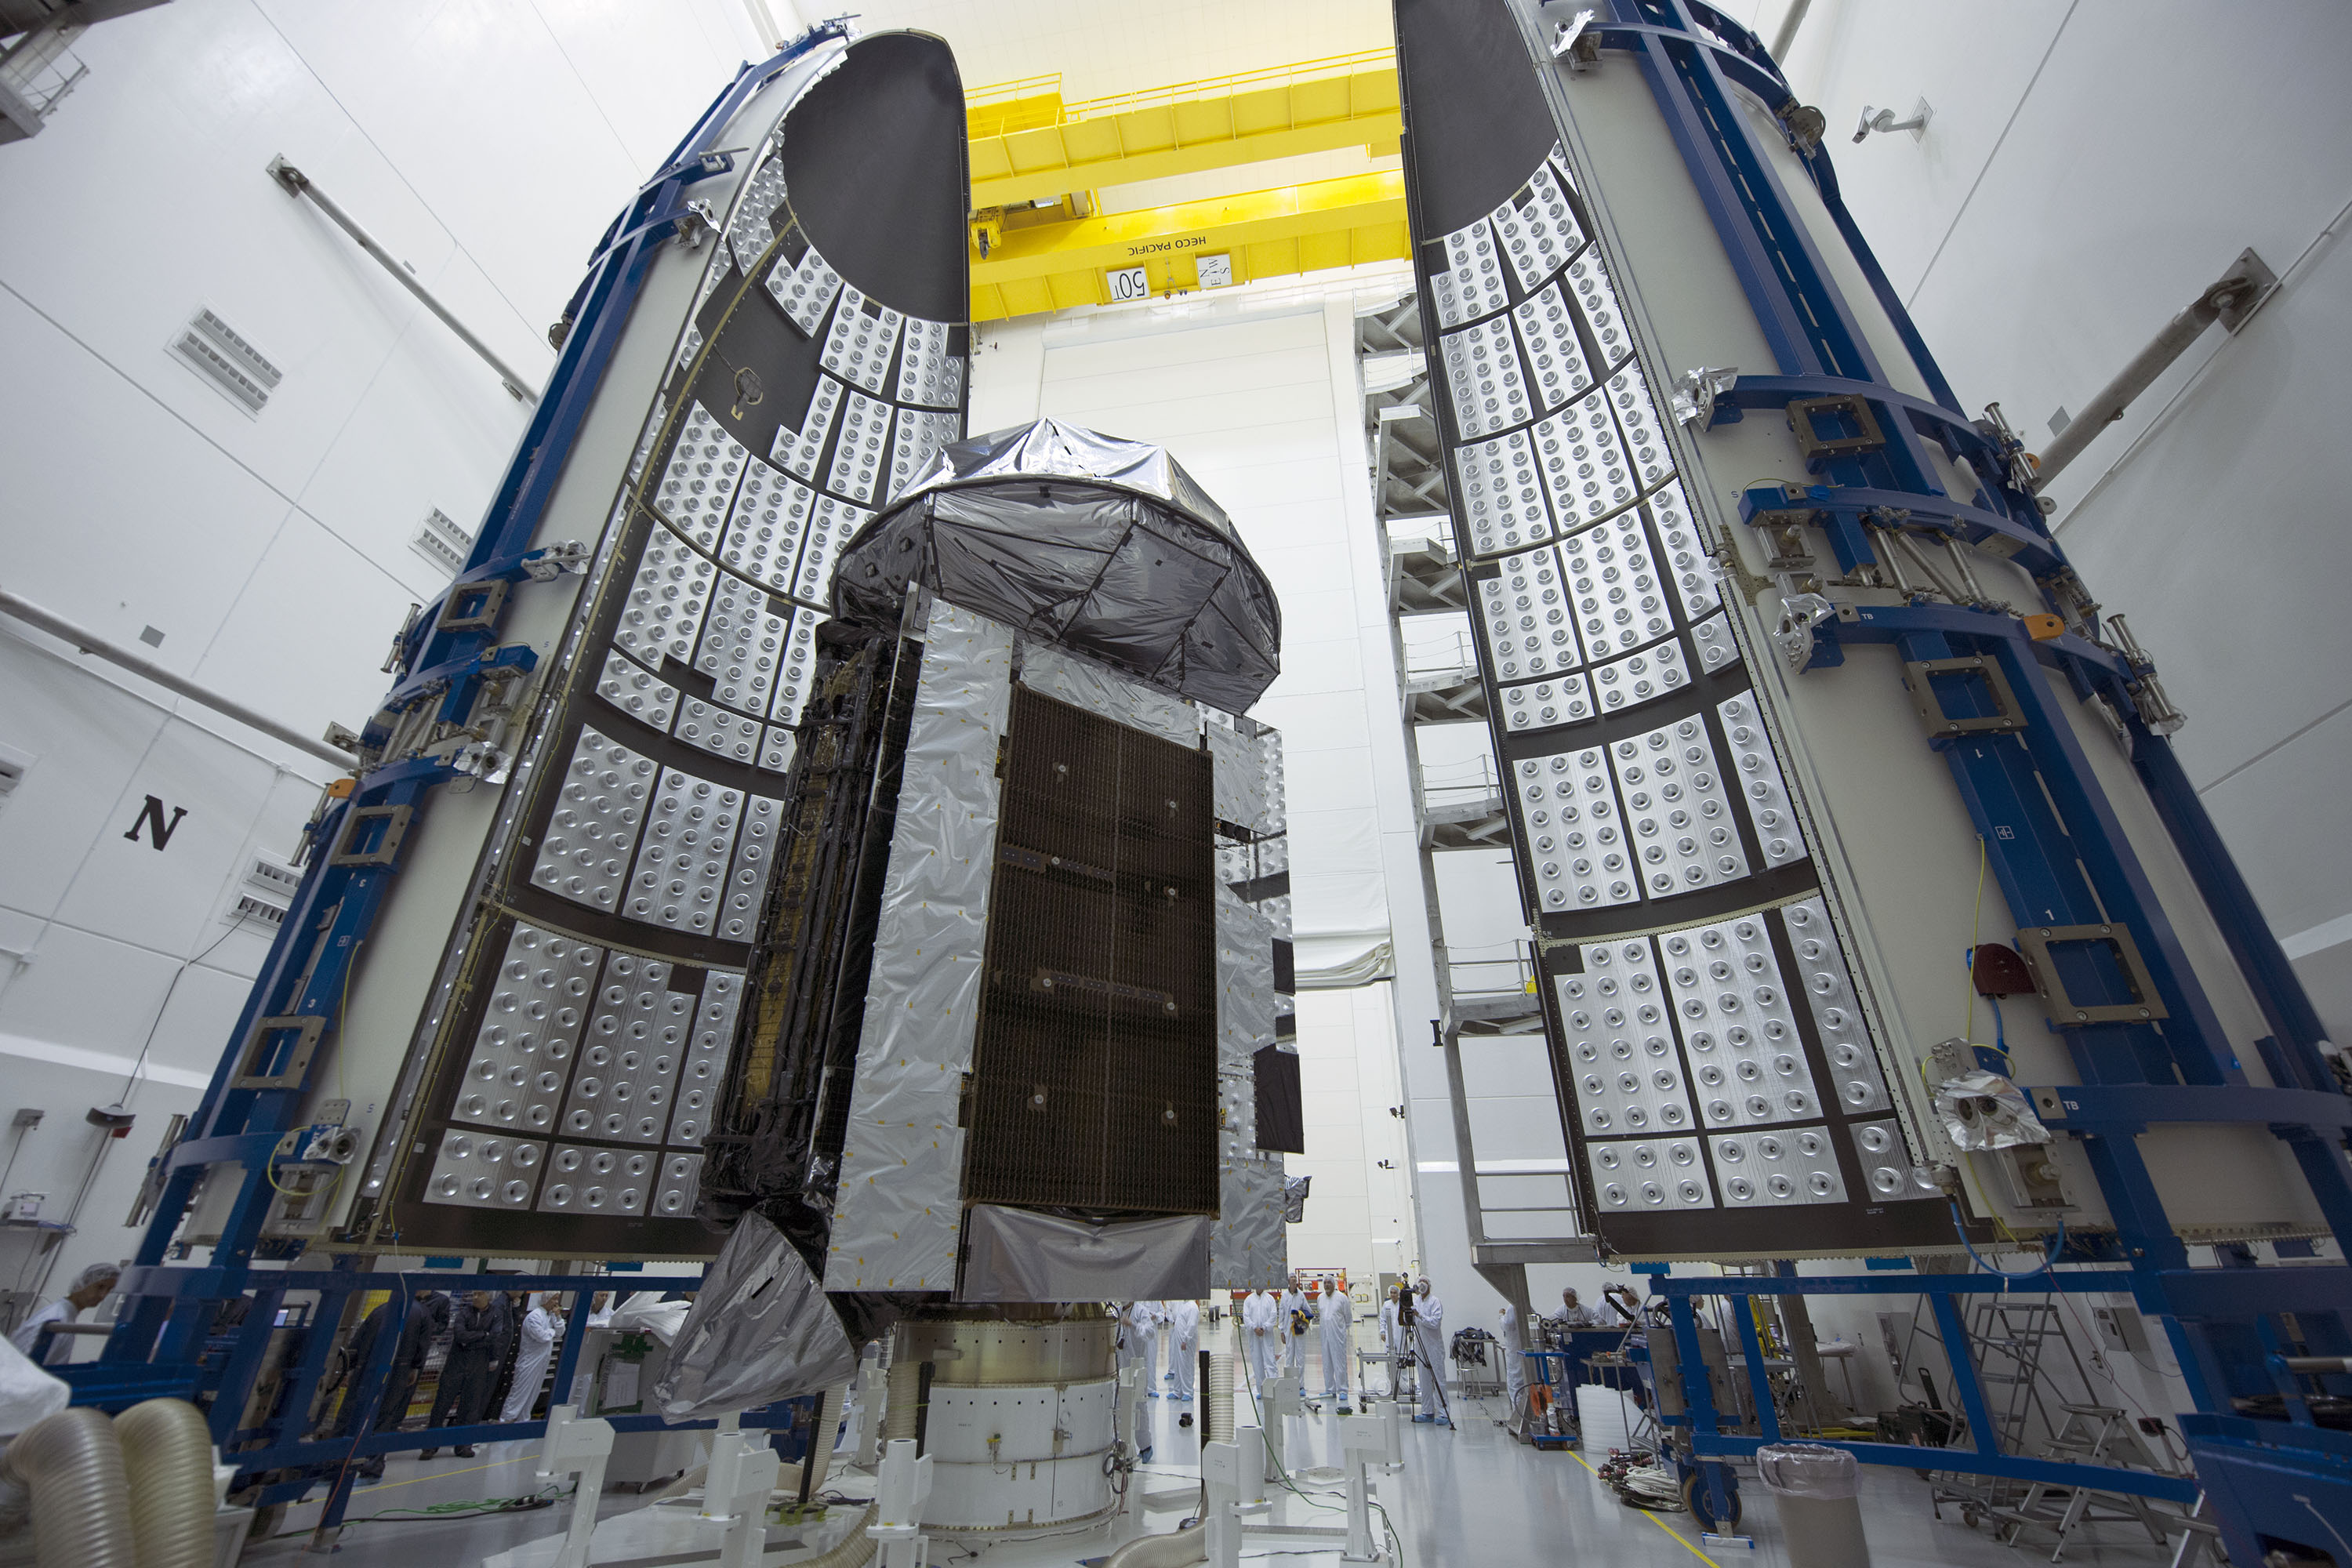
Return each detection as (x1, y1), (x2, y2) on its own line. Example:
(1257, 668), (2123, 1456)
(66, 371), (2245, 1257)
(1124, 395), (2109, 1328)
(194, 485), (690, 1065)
(804, 1385), (846, 1496)
(799, 1501), (879, 1568)
(1206, 1352), (1235, 1444)
(115, 1399), (215, 1568)
(4, 1406), (135, 1568)
(1103, 1521), (1207, 1568)
(882, 1361), (918, 1442)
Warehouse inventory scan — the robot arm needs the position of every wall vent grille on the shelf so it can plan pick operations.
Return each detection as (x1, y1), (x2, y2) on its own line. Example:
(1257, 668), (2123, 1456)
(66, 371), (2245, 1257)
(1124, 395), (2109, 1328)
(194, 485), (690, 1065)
(170, 308), (281, 414)
(230, 855), (299, 928)
(410, 508), (474, 575)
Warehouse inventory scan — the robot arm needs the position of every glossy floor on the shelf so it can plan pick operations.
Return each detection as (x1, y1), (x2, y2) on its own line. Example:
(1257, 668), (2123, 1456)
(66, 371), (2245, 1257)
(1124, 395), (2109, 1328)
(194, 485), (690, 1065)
(246, 1381), (2195, 1566)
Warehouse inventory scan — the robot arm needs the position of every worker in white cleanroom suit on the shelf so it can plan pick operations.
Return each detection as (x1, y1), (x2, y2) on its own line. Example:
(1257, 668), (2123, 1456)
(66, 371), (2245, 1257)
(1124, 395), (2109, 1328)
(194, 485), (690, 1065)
(1496, 1301), (1529, 1427)
(499, 1294), (564, 1424)
(1242, 1289), (1280, 1389)
(1319, 1285), (1354, 1410)
(9, 1263), (120, 1367)
(1281, 1276), (1309, 1380)
(1127, 1299), (1164, 1396)
(1166, 1299), (1200, 1415)
(1410, 1278), (1449, 1425)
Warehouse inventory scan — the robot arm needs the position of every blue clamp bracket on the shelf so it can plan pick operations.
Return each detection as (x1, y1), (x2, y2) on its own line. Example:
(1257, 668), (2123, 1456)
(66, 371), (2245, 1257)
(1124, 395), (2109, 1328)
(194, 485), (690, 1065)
(1739, 481), (2065, 580)
(368, 641), (539, 742)
(2028, 1083), (2352, 1133)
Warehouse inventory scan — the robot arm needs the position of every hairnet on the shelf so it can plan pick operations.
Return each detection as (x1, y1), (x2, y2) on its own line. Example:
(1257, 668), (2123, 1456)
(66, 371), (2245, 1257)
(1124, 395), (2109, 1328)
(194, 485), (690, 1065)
(74, 1262), (121, 1291)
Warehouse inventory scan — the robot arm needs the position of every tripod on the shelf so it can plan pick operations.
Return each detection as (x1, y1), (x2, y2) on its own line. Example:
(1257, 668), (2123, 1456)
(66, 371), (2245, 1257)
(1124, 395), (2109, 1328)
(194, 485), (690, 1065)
(1397, 1295), (1453, 1428)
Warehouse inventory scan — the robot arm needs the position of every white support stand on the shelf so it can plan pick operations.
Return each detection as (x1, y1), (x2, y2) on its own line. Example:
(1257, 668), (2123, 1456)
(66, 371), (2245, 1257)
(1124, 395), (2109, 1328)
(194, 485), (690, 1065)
(536, 1404), (615, 1568)
(702, 1413), (782, 1568)
(851, 1358), (887, 1470)
(1373, 1393), (1403, 1470)
(1119, 1363), (1146, 1461)
(1261, 1374), (1301, 1483)
(1200, 1438), (1245, 1568)
(866, 1437), (934, 1568)
(1340, 1414), (1387, 1563)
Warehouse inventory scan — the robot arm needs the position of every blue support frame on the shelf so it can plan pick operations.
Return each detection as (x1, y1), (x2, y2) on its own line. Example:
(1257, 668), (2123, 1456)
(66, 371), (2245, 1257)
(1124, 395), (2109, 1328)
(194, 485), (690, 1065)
(1563, 0), (2352, 1552)
(1652, 1273), (2206, 1504)
(77, 22), (851, 1539)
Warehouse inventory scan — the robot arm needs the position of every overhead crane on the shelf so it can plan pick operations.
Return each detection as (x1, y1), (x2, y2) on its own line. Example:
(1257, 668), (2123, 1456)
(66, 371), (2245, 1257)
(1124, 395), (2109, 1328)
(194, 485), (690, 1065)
(965, 51), (1411, 318)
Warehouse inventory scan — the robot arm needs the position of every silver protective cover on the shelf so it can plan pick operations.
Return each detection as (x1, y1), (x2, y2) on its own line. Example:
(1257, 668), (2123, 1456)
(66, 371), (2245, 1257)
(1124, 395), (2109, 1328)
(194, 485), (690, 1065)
(822, 599), (1014, 1291)
(1016, 641), (1202, 746)
(652, 1211), (858, 1417)
(959, 1205), (1211, 1302)
(1211, 1155), (1289, 1289)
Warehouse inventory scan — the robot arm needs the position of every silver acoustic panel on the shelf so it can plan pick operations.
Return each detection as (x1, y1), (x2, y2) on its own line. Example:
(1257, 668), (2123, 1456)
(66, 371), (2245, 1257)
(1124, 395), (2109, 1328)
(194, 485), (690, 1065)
(896, 316), (962, 408)
(719, 793), (783, 942)
(1512, 745), (1636, 913)
(562, 955), (691, 1145)
(657, 401), (748, 550)
(670, 697), (764, 767)
(1563, 512), (1671, 662)
(1555, 938), (1693, 1139)
(1457, 427), (1551, 557)
(1649, 481), (1718, 620)
(538, 1144), (655, 1216)
(889, 408), (960, 503)
(1588, 637), (1690, 720)
(1500, 671), (1593, 733)
(765, 244), (844, 338)
(1661, 914), (1820, 1129)
(1784, 896), (1890, 1115)
(1478, 546), (1577, 683)
(726, 154), (792, 277)
(1719, 694), (1807, 869)
(820, 285), (904, 396)
(771, 609), (820, 724)
(653, 1152), (704, 1218)
(626, 768), (744, 935)
(1847, 1120), (1916, 1200)
(451, 923), (600, 1135)
(718, 454), (813, 593)
(798, 495), (868, 601)
(1588, 1136), (1713, 1213)
(612, 524), (716, 667)
(826, 390), (894, 503)
(1439, 314), (1531, 441)
(667, 973), (742, 1146)
(1491, 151), (1584, 292)
(697, 572), (790, 717)
(595, 648), (680, 731)
(1511, 281), (1593, 413)
(1690, 610), (1740, 675)
(1605, 365), (1671, 493)
(1711, 1126), (1847, 1207)
(771, 374), (846, 485)
(760, 724), (797, 773)
(1537, 388), (1631, 532)
(423, 1129), (546, 1209)
(1429, 217), (1508, 328)
(532, 727), (655, 913)
(628, 396), (667, 485)
(1610, 717), (1750, 899)
(1564, 247), (1632, 368)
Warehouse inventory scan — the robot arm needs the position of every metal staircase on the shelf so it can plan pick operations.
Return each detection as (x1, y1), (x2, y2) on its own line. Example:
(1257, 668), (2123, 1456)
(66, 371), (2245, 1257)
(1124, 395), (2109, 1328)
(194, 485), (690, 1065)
(1361, 294), (1591, 1284)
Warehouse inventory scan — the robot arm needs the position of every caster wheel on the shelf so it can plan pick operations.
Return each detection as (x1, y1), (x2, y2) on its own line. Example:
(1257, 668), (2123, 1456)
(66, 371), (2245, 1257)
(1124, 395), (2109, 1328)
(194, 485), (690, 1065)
(1681, 1472), (1741, 1533)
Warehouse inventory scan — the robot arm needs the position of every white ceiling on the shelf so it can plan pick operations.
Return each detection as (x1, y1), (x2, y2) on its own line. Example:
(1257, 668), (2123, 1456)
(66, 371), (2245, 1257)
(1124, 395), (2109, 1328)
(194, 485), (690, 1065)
(826, 0), (1395, 102)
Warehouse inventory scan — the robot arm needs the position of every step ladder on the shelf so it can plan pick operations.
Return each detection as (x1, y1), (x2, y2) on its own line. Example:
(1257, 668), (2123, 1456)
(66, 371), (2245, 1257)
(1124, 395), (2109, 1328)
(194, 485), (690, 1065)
(1992, 1403), (2181, 1561)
